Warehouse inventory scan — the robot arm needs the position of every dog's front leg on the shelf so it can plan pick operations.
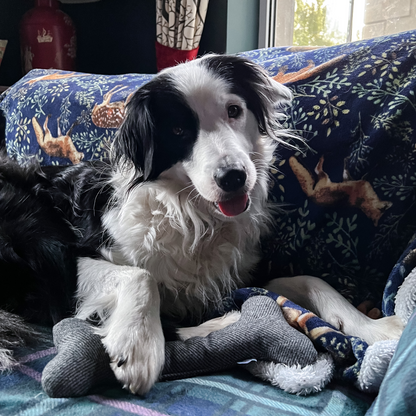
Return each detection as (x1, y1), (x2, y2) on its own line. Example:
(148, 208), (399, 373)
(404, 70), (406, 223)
(76, 258), (164, 395)
(100, 269), (164, 395)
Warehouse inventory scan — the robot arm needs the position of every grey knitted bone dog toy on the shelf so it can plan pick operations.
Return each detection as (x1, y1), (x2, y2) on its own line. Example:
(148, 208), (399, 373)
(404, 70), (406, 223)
(42, 296), (318, 397)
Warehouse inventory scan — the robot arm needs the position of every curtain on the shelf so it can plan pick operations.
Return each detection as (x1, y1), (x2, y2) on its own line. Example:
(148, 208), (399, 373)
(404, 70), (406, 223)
(155, 0), (209, 71)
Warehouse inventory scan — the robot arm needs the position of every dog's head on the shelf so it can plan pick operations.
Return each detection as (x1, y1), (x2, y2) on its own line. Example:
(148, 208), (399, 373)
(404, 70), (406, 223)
(112, 55), (291, 217)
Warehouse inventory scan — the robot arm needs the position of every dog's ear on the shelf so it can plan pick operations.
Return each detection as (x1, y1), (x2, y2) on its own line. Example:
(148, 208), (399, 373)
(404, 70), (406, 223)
(202, 55), (292, 138)
(111, 88), (155, 184)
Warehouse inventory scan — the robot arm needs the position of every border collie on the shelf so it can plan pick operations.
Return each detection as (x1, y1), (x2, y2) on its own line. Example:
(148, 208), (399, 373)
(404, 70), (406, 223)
(0, 55), (403, 395)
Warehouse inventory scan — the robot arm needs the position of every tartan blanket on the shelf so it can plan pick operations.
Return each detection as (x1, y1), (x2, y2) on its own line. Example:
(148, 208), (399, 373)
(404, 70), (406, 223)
(3, 334), (373, 416)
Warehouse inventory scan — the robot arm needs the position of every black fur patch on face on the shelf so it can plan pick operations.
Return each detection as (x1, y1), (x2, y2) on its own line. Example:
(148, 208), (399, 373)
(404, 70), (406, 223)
(112, 75), (199, 186)
(201, 55), (279, 135)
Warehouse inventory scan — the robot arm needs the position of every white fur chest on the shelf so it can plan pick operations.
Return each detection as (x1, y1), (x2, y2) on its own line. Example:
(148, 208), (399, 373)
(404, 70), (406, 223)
(102, 175), (266, 314)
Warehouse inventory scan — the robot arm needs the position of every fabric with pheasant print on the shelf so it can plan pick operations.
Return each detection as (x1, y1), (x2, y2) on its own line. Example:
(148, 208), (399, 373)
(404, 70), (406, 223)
(238, 30), (416, 313)
(0, 71), (153, 166)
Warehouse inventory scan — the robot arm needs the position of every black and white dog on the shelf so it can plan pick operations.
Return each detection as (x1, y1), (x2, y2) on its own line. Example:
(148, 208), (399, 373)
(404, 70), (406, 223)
(0, 55), (403, 395)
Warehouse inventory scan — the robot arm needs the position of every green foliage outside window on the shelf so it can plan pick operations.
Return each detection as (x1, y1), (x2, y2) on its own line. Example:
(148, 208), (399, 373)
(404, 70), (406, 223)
(293, 0), (345, 46)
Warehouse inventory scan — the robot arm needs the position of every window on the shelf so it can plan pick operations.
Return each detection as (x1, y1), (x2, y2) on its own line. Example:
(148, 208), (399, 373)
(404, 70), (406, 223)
(259, 0), (416, 48)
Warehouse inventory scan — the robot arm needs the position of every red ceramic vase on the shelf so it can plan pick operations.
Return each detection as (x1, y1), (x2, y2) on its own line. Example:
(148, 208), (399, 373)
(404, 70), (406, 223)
(20, 0), (76, 74)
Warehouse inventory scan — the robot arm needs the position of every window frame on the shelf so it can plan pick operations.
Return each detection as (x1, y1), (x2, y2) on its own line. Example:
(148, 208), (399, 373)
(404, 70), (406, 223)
(259, 0), (356, 48)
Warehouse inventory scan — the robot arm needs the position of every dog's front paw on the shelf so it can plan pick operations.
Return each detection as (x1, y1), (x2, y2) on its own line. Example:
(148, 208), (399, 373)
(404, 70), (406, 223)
(102, 326), (165, 395)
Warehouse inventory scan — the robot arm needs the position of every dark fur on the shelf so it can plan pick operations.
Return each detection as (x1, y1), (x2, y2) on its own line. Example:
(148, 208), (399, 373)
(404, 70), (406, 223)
(203, 55), (281, 136)
(0, 157), (111, 326)
(113, 75), (200, 186)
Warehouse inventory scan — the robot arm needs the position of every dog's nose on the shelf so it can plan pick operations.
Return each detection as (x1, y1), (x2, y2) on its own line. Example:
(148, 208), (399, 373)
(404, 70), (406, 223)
(214, 166), (247, 192)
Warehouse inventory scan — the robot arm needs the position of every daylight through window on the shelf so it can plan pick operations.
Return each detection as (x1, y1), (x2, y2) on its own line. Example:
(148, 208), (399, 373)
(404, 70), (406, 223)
(267, 0), (416, 47)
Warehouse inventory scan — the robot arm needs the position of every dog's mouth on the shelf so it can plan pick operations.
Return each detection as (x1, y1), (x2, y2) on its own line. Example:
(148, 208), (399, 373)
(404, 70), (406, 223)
(214, 194), (250, 217)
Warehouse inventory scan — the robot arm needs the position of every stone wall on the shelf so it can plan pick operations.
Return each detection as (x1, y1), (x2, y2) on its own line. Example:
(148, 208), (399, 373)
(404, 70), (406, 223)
(362, 0), (416, 38)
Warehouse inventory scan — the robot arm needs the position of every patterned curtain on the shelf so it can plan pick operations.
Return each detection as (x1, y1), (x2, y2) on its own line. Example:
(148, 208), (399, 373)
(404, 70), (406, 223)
(155, 0), (209, 71)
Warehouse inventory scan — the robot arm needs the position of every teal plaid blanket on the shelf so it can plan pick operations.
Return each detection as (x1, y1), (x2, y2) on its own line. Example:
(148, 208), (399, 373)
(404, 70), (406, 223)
(3, 332), (373, 416)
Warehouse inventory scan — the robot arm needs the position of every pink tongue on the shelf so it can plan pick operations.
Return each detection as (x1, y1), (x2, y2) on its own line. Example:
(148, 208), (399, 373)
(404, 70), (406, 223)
(218, 194), (248, 217)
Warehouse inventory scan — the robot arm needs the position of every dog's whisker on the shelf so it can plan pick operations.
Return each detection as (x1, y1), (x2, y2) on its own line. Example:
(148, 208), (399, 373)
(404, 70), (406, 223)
(188, 192), (202, 204)
(176, 183), (195, 195)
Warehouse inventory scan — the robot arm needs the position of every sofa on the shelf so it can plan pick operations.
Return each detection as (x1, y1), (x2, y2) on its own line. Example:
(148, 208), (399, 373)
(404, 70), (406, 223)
(2, 29), (416, 416)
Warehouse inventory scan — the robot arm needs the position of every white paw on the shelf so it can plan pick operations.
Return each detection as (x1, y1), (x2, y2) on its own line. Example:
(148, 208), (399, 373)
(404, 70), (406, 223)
(361, 315), (404, 345)
(102, 324), (165, 395)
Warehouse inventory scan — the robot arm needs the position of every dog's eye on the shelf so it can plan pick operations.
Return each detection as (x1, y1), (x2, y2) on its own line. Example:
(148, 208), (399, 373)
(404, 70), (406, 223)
(172, 127), (184, 136)
(228, 105), (241, 119)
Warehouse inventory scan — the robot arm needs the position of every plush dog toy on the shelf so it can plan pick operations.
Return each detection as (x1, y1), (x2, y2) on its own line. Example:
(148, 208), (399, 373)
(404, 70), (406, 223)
(42, 295), (328, 397)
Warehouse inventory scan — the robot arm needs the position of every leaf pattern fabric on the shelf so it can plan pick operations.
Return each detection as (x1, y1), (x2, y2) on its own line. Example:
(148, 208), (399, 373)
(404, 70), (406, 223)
(239, 30), (416, 312)
(0, 71), (153, 166)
